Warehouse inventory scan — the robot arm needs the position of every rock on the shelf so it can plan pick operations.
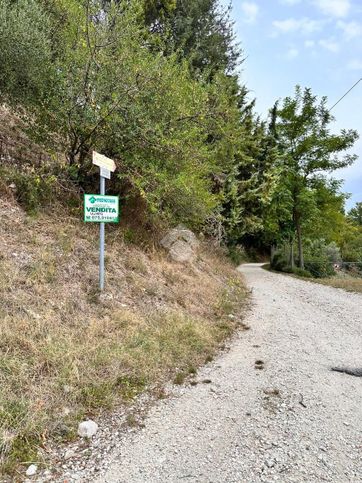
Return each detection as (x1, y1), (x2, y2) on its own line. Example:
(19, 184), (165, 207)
(160, 226), (199, 263)
(78, 420), (99, 438)
(64, 449), (77, 460)
(169, 240), (194, 263)
(26, 464), (37, 477)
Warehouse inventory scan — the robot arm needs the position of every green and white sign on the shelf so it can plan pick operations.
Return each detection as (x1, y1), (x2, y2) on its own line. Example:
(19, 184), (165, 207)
(84, 194), (119, 223)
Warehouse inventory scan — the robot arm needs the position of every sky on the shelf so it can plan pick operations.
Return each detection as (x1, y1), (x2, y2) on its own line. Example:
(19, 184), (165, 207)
(221, 0), (362, 209)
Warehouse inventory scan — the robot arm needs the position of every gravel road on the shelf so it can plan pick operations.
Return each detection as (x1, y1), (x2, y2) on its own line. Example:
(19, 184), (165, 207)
(96, 264), (362, 483)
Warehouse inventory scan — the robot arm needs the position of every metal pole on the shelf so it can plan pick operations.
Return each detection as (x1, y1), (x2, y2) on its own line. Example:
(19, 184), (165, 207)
(99, 175), (106, 291)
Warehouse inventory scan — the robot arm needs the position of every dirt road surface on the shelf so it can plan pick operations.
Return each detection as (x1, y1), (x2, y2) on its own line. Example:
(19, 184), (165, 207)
(97, 264), (362, 483)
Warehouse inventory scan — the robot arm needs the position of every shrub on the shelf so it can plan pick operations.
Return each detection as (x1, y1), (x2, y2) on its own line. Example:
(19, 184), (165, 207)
(9, 170), (56, 213)
(292, 267), (312, 278)
(304, 256), (335, 278)
(271, 251), (292, 273)
(0, 0), (54, 106)
(303, 239), (337, 278)
(324, 242), (342, 264)
(227, 245), (247, 266)
(0, 166), (58, 213)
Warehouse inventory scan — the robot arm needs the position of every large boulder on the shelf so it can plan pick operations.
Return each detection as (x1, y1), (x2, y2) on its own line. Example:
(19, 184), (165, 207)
(160, 226), (199, 263)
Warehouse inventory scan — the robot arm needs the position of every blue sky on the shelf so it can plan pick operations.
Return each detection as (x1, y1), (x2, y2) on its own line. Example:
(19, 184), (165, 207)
(221, 0), (362, 209)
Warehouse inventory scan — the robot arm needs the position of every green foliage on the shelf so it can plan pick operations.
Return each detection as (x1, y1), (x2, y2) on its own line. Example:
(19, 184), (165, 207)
(0, 166), (57, 213)
(220, 82), (280, 243)
(291, 267), (312, 278)
(4, 0), (245, 228)
(304, 257), (335, 278)
(270, 250), (292, 273)
(341, 228), (362, 262)
(266, 86), (359, 268)
(323, 241), (342, 264)
(271, 241), (336, 279)
(227, 245), (248, 266)
(142, 0), (176, 25)
(0, 0), (54, 105)
(348, 202), (362, 226)
(171, 0), (240, 75)
(144, 0), (240, 76)
(0, 1), (359, 256)
(303, 240), (338, 278)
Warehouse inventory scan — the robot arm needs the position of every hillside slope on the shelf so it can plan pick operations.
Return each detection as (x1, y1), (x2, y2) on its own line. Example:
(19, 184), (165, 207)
(0, 197), (247, 477)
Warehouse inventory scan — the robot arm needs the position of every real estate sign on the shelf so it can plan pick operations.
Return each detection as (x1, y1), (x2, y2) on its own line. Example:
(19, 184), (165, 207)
(84, 194), (119, 223)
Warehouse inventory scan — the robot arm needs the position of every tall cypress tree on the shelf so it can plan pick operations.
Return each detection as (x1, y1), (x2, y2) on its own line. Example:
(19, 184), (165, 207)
(143, 0), (240, 76)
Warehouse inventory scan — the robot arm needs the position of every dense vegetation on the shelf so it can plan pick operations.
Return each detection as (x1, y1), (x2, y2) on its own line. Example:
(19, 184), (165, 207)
(0, 0), (360, 275)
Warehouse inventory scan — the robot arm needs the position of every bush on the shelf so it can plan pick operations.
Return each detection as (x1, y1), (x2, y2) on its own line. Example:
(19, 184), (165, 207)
(303, 239), (337, 278)
(271, 252), (292, 273)
(304, 257), (335, 278)
(0, 166), (57, 213)
(270, 242), (333, 279)
(292, 267), (312, 278)
(0, 0), (54, 105)
(324, 242), (342, 264)
(227, 245), (248, 266)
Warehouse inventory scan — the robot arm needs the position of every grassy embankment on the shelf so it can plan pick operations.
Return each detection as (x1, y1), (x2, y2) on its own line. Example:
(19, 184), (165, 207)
(305, 274), (362, 293)
(0, 197), (248, 477)
(264, 264), (362, 294)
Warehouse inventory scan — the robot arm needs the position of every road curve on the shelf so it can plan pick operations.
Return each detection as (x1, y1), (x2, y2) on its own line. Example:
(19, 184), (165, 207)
(97, 264), (362, 483)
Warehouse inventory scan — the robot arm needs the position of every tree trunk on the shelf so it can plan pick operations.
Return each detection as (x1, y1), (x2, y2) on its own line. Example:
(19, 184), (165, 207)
(270, 244), (276, 265)
(295, 214), (304, 269)
(289, 241), (295, 269)
(68, 136), (80, 166)
(68, 150), (76, 165)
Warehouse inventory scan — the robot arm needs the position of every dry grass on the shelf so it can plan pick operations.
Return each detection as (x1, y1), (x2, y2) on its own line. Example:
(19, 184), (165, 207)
(309, 276), (362, 293)
(264, 264), (362, 294)
(0, 198), (248, 477)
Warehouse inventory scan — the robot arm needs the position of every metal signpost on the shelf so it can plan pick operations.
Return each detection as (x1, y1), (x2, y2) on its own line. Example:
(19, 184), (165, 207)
(84, 152), (118, 291)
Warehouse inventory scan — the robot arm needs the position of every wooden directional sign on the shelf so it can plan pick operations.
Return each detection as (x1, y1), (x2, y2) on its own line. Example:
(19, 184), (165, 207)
(92, 151), (116, 173)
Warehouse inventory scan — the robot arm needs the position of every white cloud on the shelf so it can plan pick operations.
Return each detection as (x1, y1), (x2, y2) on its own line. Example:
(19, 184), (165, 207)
(347, 59), (362, 70)
(304, 39), (315, 47)
(241, 2), (259, 24)
(312, 0), (350, 18)
(273, 17), (323, 35)
(319, 38), (340, 52)
(337, 21), (362, 40)
(286, 47), (299, 59)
